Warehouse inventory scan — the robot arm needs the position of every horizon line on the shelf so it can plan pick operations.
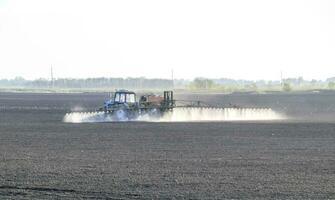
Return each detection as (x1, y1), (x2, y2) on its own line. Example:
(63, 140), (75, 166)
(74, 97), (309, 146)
(1, 76), (334, 82)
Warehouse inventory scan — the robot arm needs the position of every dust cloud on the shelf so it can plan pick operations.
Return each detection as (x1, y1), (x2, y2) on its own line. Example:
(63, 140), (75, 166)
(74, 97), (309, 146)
(159, 108), (285, 122)
(63, 108), (285, 123)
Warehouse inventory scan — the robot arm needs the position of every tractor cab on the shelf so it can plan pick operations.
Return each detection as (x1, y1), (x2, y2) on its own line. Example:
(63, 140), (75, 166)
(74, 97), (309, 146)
(113, 90), (136, 104)
(103, 90), (137, 112)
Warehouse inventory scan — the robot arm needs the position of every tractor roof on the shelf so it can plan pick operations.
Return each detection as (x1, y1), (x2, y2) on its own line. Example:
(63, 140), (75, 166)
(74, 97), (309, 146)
(115, 89), (135, 94)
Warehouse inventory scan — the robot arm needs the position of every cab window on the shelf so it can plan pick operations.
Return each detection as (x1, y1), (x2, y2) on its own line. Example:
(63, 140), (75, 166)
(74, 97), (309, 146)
(114, 93), (120, 102)
(114, 93), (126, 103)
(126, 94), (135, 103)
(119, 93), (126, 102)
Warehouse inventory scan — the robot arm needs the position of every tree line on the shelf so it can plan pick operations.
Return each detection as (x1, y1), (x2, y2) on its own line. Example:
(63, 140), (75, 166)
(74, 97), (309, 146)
(0, 77), (174, 89)
(1, 76), (335, 92)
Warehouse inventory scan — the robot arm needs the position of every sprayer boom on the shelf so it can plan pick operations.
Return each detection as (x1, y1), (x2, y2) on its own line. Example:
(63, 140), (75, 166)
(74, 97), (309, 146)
(64, 90), (284, 123)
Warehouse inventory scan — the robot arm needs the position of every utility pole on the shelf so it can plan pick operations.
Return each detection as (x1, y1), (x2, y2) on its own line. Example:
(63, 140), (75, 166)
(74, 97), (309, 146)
(280, 70), (283, 87)
(171, 68), (174, 90)
(51, 65), (54, 88)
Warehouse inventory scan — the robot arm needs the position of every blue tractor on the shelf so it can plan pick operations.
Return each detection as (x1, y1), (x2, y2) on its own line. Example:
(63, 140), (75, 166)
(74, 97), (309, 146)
(99, 90), (174, 120)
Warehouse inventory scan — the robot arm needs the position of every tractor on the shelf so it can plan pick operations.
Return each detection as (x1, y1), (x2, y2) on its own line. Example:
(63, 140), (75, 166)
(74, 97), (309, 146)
(98, 90), (175, 120)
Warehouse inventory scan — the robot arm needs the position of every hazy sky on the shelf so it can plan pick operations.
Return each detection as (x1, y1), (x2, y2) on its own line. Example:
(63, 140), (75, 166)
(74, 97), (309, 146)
(0, 0), (334, 80)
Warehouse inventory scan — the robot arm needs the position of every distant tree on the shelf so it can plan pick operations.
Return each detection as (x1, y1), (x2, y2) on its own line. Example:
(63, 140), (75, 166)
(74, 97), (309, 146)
(311, 79), (318, 85)
(13, 76), (26, 86)
(328, 82), (335, 89)
(326, 77), (335, 82)
(282, 82), (292, 92)
(297, 76), (304, 85)
(252, 83), (258, 91)
(190, 78), (216, 90)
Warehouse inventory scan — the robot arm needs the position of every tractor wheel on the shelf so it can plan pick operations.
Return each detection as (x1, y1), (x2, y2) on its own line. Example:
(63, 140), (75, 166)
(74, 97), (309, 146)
(115, 109), (128, 121)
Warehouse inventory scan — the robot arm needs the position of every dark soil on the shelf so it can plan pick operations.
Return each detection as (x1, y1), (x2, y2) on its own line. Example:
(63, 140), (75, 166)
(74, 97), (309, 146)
(0, 92), (334, 199)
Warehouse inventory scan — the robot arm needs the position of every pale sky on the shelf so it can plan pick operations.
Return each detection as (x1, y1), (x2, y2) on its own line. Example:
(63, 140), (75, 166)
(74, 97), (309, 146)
(0, 0), (334, 80)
